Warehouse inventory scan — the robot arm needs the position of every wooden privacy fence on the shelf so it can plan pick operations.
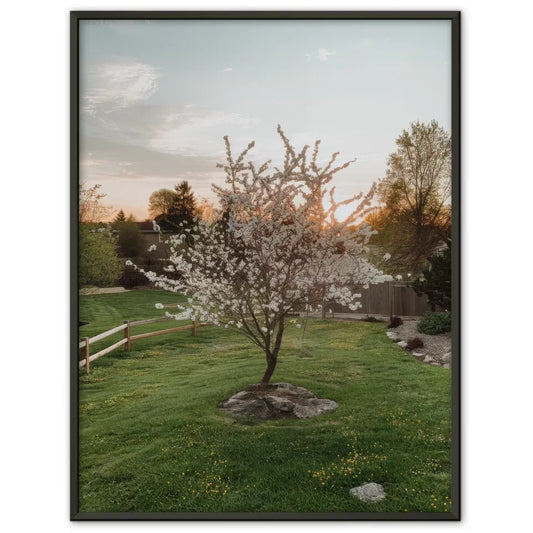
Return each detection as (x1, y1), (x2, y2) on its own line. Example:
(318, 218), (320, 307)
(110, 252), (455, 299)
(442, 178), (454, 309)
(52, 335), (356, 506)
(79, 316), (211, 374)
(330, 281), (429, 317)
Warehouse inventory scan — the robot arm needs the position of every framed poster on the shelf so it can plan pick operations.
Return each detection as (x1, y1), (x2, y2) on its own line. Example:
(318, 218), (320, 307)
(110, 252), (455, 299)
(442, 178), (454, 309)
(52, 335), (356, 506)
(71, 10), (460, 520)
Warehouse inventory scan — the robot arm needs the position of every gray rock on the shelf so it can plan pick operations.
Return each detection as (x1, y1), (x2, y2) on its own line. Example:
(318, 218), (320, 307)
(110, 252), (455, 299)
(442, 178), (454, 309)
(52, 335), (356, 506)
(442, 352), (452, 364)
(423, 355), (435, 364)
(231, 390), (254, 401)
(219, 383), (337, 420)
(397, 341), (408, 348)
(265, 395), (294, 413)
(443, 363), (451, 370)
(349, 482), (386, 504)
(412, 352), (425, 360)
(293, 398), (338, 419)
(386, 331), (400, 341)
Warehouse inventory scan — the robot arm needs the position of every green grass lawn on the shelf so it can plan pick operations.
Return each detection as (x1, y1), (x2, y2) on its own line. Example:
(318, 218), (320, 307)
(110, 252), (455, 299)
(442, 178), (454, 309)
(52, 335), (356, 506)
(78, 290), (452, 515)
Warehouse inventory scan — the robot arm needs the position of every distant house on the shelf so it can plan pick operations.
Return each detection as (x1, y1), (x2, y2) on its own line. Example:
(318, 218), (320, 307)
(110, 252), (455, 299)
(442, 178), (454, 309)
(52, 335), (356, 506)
(136, 221), (175, 248)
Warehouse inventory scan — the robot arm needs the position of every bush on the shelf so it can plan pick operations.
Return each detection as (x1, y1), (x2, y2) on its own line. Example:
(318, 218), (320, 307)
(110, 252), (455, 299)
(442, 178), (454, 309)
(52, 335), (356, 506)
(406, 337), (424, 350)
(417, 312), (451, 335)
(388, 316), (403, 328)
(363, 315), (381, 322)
(79, 224), (123, 287)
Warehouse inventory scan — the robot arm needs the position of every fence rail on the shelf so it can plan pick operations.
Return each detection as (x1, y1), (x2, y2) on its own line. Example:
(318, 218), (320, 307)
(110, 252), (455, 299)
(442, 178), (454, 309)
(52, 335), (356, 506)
(79, 316), (211, 374)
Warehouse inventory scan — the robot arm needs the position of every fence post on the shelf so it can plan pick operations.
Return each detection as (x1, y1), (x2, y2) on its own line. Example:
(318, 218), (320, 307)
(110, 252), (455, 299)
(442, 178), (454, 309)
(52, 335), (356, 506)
(124, 320), (131, 351)
(192, 319), (197, 337)
(84, 337), (90, 374)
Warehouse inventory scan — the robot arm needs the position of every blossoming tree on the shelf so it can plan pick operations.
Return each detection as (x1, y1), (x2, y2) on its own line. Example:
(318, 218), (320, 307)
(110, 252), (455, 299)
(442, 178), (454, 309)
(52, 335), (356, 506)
(134, 127), (390, 386)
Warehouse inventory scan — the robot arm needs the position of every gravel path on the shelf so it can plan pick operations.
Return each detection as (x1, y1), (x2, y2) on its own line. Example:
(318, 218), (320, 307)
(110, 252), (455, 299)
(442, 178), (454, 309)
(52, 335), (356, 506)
(79, 287), (130, 295)
(388, 318), (452, 368)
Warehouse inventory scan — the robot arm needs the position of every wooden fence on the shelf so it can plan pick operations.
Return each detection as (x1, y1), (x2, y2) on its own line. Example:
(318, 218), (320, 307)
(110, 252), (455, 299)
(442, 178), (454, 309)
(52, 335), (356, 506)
(329, 281), (429, 317)
(78, 315), (211, 374)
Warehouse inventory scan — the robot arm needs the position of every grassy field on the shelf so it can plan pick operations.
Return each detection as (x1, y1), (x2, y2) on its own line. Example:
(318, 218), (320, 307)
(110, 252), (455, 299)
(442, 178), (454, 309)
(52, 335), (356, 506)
(78, 290), (452, 514)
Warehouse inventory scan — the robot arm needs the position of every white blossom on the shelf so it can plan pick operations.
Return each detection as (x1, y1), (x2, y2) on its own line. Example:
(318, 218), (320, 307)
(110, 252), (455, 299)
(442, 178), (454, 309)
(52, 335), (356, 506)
(136, 127), (389, 384)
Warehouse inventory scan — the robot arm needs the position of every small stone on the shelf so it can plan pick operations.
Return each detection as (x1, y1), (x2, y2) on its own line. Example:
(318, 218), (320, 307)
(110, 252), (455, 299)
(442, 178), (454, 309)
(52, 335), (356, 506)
(265, 395), (294, 413)
(231, 390), (254, 400)
(349, 482), (386, 504)
(293, 398), (338, 419)
(423, 355), (434, 364)
(412, 352), (425, 360)
(443, 363), (451, 369)
(442, 352), (452, 364)
(386, 331), (399, 341)
(397, 341), (408, 348)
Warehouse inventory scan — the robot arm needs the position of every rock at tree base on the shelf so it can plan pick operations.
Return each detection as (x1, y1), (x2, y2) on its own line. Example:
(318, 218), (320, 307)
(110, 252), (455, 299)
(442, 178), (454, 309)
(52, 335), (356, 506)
(349, 482), (386, 504)
(218, 382), (338, 420)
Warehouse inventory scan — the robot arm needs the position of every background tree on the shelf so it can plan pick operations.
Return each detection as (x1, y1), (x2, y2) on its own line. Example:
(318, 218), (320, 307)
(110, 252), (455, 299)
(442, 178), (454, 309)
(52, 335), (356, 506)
(171, 180), (197, 223)
(412, 241), (451, 311)
(148, 182), (199, 231)
(148, 189), (178, 219)
(79, 225), (123, 287)
(196, 196), (218, 223)
(133, 127), (389, 387)
(369, 120), (451, 273)
(113, 209), (127, 224)
(113, 213), (142, 258)
(79, 183), (123, 287)
(79, 183), (114, 223)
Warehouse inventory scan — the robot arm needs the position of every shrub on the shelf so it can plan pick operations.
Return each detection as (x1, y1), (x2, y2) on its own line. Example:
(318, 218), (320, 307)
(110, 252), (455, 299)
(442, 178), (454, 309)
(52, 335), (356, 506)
(406, 337), (424, 350)
(417, 312), (451, 335)
(388, 316), (403, 328)
(79, 224), (123, 287)
(412, 244), (451, 312)
(363, 315), (380, 322)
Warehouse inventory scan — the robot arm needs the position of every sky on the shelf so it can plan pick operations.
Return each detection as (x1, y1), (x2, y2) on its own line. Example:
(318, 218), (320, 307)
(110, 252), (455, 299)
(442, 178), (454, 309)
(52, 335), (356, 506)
(79, 18), (451, 221)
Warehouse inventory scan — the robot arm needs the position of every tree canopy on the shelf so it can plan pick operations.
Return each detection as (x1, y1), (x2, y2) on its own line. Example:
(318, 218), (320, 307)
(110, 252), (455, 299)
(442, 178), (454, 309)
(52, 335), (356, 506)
(369, 120), (451, 273)
(133, 127), (389, 386)
(148, 181), (199, 231)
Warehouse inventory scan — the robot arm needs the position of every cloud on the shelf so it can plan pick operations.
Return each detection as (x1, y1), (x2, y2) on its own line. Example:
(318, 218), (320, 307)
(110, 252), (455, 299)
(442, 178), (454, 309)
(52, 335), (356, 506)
(223, 67), (233, 72)
(149, 107), (259, 156)
(82, 60), (160, 114)
(317, 48), (336, 62)
(305, 48), (337, 62)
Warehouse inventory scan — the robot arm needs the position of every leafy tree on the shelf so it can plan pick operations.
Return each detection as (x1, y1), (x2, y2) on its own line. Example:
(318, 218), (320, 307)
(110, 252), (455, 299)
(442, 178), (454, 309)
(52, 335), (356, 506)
(412, 242), (451, 311)
(148, 182), (199, 231)
(79, 224), (123, 287)
(148, 189), (178, 219)
(371, 120), (451, 272)
(79, 183), (114, 223)
(113, 214), (142, 258)
(197, 197), (218, 223)
(133, 127), (389, 386)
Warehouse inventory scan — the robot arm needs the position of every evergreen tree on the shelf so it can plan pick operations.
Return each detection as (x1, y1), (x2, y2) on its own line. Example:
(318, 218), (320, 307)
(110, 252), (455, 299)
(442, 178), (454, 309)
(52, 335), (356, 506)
(412, 242), (451, 311)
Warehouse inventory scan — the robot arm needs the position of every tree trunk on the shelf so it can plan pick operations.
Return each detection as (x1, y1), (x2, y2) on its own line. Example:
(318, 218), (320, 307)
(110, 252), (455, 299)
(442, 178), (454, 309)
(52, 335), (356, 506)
(259, 319), (285, 386)
(260, 355), (278, 387)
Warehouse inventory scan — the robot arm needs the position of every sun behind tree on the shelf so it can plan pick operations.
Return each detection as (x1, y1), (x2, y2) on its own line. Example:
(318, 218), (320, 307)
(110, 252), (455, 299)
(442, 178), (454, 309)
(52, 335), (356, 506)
(133, 127), (390, 388)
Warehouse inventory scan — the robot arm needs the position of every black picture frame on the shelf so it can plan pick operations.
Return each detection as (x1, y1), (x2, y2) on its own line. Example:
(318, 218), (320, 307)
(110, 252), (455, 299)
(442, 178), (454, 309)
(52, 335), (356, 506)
(71, 10), (460, 521)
